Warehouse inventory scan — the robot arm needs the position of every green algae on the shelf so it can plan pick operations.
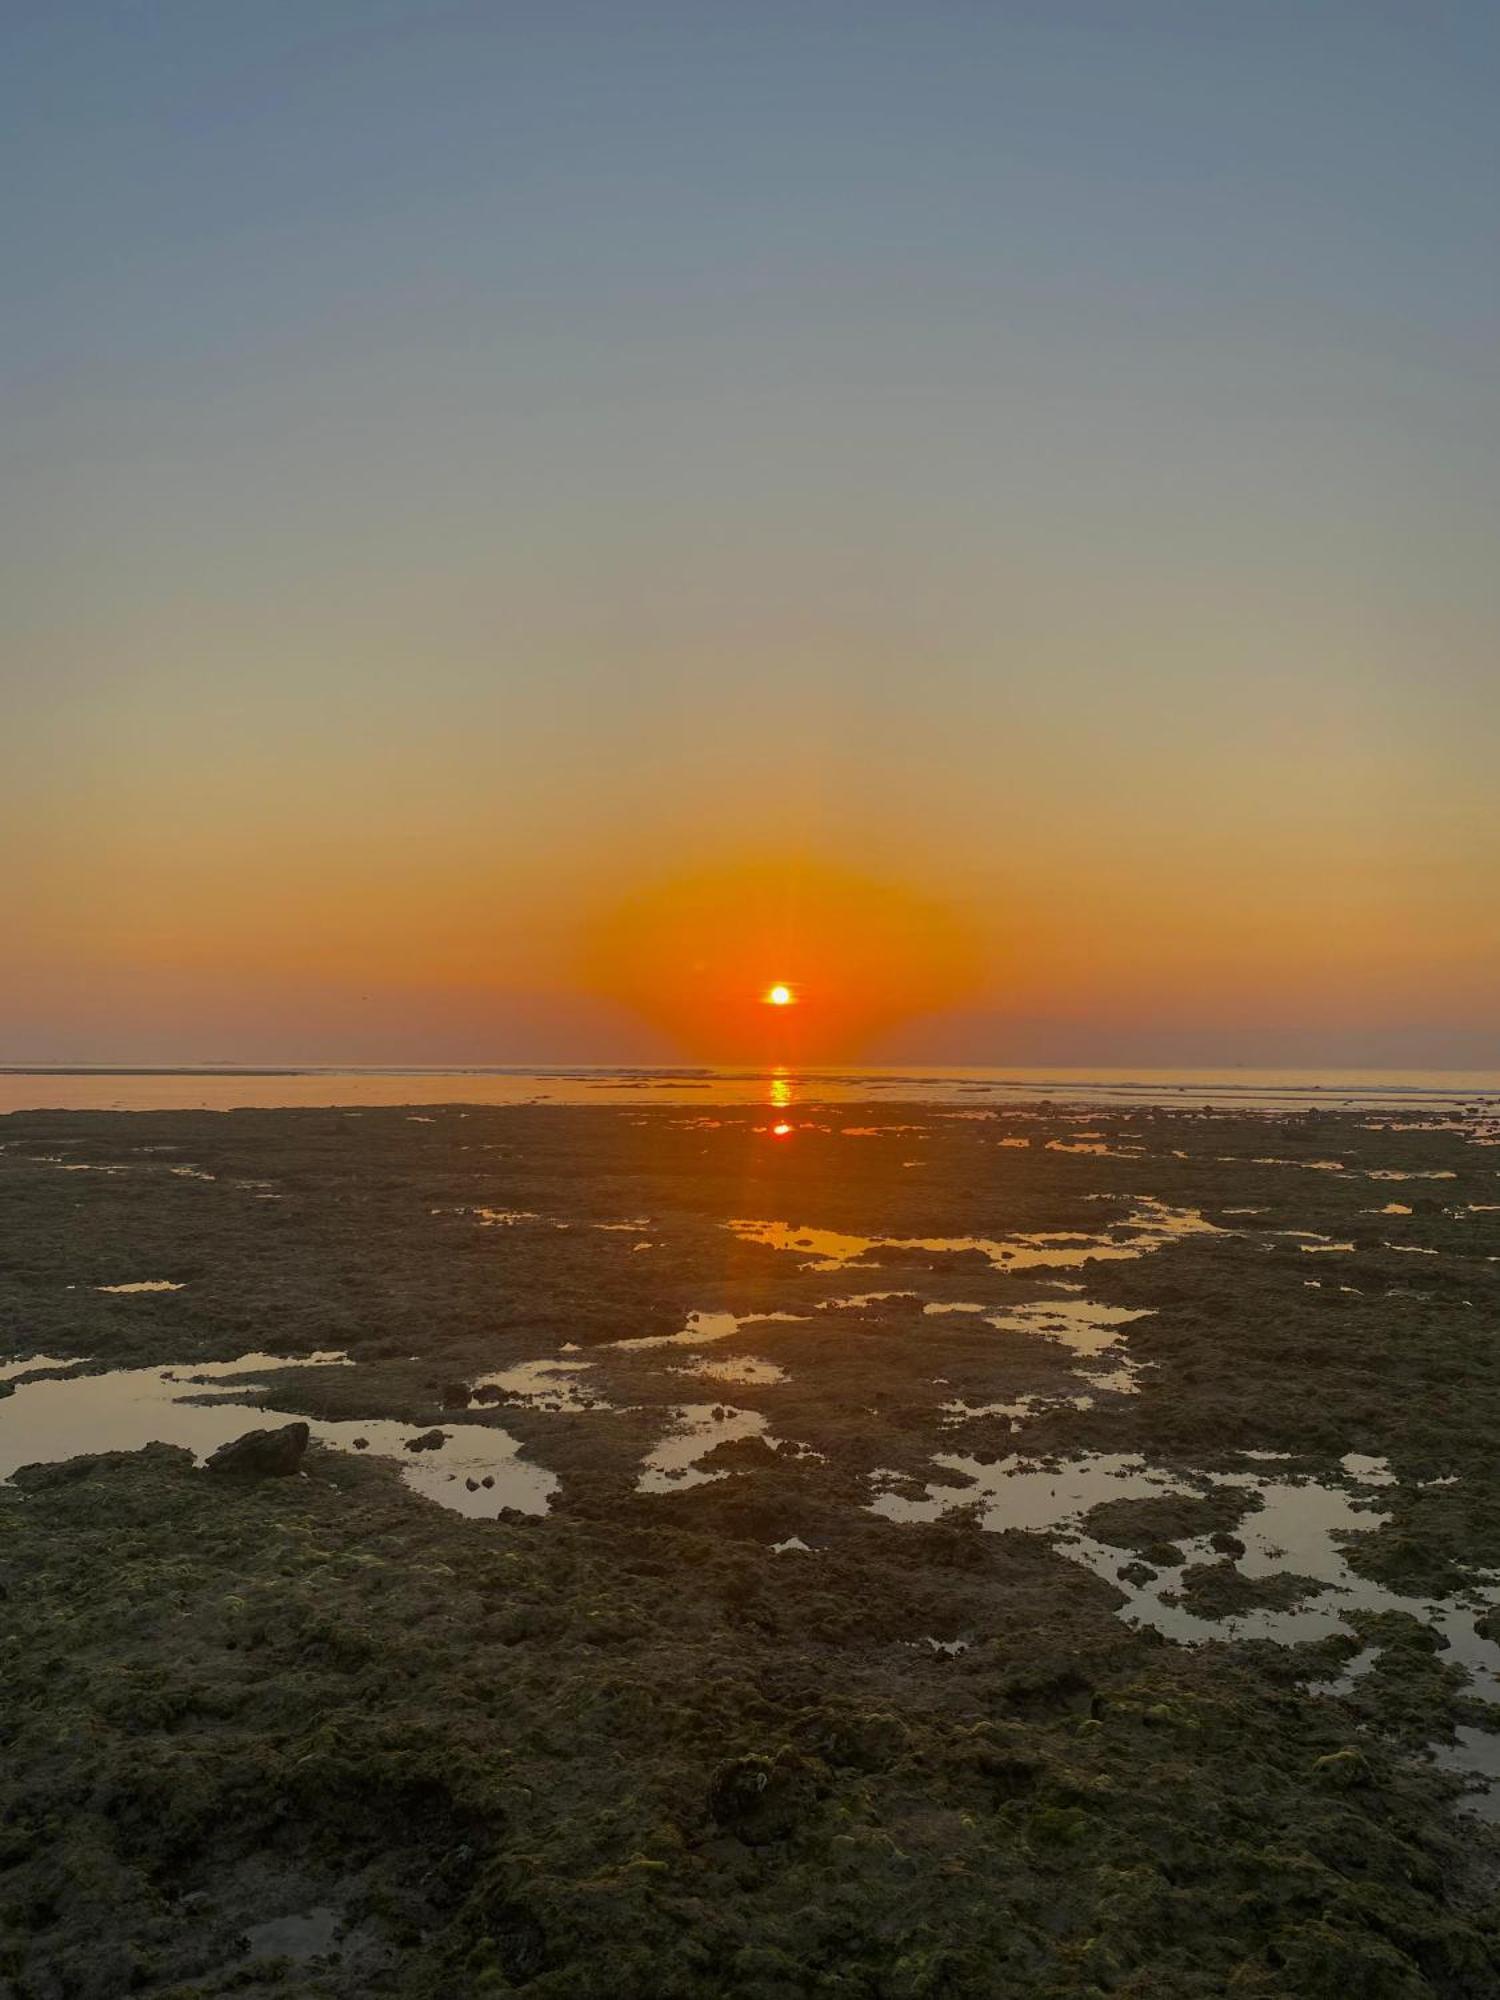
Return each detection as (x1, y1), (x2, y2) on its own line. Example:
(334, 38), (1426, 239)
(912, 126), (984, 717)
(1, 1101), (1498, 1995)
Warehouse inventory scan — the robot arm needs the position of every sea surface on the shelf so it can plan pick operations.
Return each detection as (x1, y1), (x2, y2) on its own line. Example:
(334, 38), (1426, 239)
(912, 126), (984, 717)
(2, 1063), (1498, 1114)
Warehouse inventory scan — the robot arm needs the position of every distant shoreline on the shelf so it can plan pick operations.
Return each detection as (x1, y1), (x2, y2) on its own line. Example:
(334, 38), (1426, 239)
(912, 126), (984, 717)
(3, 1062), (1499, 1117)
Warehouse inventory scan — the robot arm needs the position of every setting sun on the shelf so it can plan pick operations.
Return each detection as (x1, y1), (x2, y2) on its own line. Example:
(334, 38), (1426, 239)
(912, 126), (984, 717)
(766, 984), (794, 1007)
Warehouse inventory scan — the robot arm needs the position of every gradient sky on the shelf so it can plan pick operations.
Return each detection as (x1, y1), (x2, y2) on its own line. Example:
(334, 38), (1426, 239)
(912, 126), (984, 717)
(5, 1), (1498, 1065)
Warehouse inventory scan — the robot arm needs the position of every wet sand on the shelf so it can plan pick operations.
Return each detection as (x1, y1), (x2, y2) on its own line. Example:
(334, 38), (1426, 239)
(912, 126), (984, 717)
(3, 1098), (1500, 1995)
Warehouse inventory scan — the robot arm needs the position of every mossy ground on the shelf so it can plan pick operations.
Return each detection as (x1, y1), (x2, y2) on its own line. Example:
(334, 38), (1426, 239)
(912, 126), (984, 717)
(2, 1102), (1498, 1995)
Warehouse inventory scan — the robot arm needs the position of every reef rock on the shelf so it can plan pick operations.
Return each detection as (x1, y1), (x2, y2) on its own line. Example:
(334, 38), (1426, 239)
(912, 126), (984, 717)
(204, 1422), (310, 1479)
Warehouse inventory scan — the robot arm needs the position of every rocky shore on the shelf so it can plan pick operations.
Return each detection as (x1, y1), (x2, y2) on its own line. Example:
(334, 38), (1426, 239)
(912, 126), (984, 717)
(2, 1098), (1498, 1996)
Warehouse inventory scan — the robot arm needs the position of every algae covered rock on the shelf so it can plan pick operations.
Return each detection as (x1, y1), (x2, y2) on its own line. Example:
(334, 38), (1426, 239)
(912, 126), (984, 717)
(204, 1421), (310, 1478)
(707, 1749), (821, 1843)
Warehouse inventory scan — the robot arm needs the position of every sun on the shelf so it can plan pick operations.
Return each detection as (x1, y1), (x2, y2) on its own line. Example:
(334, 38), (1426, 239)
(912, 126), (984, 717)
(765, 983), (794, 1007)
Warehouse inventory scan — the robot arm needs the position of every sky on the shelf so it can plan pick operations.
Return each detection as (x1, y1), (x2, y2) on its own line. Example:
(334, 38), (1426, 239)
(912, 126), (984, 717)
(4, 1), (1498, 1066)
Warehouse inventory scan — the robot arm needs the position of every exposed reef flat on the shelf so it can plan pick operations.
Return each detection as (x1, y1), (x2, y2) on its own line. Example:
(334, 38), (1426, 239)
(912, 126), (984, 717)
(3, 1099), (1500, 1996)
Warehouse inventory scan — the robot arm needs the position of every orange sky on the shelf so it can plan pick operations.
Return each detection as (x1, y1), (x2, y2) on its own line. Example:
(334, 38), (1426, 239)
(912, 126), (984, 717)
(4, 6), (1499, 1065)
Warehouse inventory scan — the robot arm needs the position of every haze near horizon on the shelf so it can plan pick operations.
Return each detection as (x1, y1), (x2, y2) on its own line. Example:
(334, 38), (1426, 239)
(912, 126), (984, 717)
(5, 3), (1498, 1067)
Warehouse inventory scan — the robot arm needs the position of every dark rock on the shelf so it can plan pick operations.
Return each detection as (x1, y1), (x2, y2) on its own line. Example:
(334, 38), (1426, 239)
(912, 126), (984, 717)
(204, 1422), (310, 1479)
(700, 1435), (781, 1473)
(440, 1381), (471, 1409)
(707, 1749), (819, 1843)
(1141, 1540), (1185, 1567)
(404, 1429), (448, 1452)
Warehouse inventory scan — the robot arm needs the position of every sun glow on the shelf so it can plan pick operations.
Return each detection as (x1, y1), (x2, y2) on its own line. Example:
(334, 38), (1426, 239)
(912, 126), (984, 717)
(577, 856), (984, 1060)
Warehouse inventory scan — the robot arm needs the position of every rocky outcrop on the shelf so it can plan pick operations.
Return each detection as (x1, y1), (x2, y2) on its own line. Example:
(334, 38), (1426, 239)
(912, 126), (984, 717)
(204, 1422), (310, 1478)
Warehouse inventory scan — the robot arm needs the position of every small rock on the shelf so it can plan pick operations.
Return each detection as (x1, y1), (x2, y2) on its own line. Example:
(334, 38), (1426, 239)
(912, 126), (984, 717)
(204, 1422), (310, 1479)
(352, 1436), (369, 1450)
(441, 1381), (472, 1409)
(404, 1428), (448, 1453)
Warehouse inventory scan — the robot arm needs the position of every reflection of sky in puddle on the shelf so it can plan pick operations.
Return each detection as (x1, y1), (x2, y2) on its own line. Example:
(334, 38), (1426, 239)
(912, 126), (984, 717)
(97, 1279), (185, 1294)
(0, 1354), (78, 1382)
(673, 1355), (786, 1386)
(472, 1357), (606, 1412)
(0, 1355), (555, 1518)
(922, 1296), (1153, 1398)
(871, 1443), (1500, 1796)
(872, 1451), (1177, 1534)
(241, 1908), (341, 1962)
(928, 1297), (1151, 1362)
(610, 1308), (800, 1353)
(638, 1404), (770, 1492)
(941, 1390), (1096, 1427)
(825, 1289), (917, 1310)
(1046, 1139), (1143, 1158)
(1428, 1728), (1500, 1819)
(728, 1198), (1222, 1273)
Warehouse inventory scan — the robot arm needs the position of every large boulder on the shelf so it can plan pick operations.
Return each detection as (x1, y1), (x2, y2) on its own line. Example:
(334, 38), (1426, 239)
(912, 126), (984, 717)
(204, 1421), (310, 1478)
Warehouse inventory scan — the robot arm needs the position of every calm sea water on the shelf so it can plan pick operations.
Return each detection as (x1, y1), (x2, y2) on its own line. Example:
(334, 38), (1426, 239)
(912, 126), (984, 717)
(2, 1065), (1498, 1114)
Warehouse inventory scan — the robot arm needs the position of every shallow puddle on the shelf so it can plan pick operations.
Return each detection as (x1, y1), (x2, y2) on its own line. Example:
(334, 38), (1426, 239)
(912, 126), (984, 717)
(472, 1357), (607, 1412)
(0, 1355), (78, 1382)
(728, 1198), (1223, 1274)
(0, 1354), (555, 1518)
(241, 1908), (341, 1961)
(931, 1297), (1152, 1364)
(610, 1308), (800, 1353)
(1428, 1728), (1500, 1819)
(871, 1450), (1182, 1533)
(673, 1355), (787, 1386)
(637, 1404), (770, 1492)
(940, 1390), (1097, 1428)
(872, 1445), (1500, 1707)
